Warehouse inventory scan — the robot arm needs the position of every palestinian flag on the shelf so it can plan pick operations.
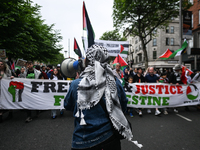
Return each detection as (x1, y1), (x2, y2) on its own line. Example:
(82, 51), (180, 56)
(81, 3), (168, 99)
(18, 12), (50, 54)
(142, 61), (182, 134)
(182, 65), (193, 76)
(159, 49), (173, 59)
(74, 38), (82, 58)
(10, 62), (15, 73)
(160, 40), (188, 60)
(113, 54), (127, 86)
(119, 44), (128, 58)
(113, 54), (128, 67)
(83, 1), (95, 50)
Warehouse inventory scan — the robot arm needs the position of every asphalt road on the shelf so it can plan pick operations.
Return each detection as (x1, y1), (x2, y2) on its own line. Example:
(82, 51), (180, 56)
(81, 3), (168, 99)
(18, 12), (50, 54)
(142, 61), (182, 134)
(0, 107), (200, 150)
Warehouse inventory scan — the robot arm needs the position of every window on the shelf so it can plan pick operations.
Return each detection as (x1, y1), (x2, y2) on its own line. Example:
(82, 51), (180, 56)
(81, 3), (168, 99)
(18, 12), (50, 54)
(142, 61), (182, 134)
(199, 33), (200, 48)
(189, 0), (193, 5)
(153, 51), (157, 59)
(166, 38), (170, 45)
(199, 10), (200, 24)
(139, 54), (142, 62)
(166, 27), (169, 33)
(139, 45), (142, 50)
(171, 38), (174, 45)
(153, 38), (157, 46)
(136, 56), (138, 63)
(171, 26), (174, 34)
(192, 14), (193, 28)
(153, 28), (157, 34)
(135, 46), (138, 53)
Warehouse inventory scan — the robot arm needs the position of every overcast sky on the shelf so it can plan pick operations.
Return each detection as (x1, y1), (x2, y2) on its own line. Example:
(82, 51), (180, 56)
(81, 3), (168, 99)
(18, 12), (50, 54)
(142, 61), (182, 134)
(33, 0), (115, 59)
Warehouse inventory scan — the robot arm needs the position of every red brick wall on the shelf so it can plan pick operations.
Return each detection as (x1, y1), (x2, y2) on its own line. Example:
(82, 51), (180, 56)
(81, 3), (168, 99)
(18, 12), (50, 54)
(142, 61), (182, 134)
(188, 0), (200, 31)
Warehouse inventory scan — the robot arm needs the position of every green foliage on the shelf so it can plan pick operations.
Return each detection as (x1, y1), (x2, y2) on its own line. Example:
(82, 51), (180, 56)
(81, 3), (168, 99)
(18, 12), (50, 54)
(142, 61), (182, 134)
(112, 0), (191, 69)
(0, 0), (63, 62)
(100, 30), (127, 41)
(49, 53), (64, 66)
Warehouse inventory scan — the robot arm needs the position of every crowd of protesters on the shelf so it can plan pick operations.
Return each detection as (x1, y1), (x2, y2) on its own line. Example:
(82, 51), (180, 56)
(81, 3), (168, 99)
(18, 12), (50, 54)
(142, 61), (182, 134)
(1, 58), (200, 124)
(0, 60), (66, 123)
(114, 62), (200, 117)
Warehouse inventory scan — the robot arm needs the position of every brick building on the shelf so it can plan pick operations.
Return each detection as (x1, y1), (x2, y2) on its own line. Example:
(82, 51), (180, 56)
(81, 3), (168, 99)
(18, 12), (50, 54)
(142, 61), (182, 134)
(182, 0), (200, 70)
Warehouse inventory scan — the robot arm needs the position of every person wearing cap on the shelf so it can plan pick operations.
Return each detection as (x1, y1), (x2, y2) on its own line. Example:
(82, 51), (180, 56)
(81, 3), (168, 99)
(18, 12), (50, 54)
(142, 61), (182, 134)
(57, 64), (61, 71)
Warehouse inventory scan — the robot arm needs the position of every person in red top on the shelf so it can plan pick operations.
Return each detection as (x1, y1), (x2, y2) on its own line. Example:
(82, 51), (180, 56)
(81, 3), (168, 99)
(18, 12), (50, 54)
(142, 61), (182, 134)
(41, 66), (48, 79)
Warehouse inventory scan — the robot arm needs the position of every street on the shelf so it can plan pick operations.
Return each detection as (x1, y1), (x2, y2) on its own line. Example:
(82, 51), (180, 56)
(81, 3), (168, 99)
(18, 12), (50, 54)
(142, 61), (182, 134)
(0, 107), (200, 150)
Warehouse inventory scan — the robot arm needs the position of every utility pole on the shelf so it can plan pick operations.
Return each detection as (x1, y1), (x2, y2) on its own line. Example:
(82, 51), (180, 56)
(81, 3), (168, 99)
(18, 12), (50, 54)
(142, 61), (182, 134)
(179, 0), (182, 65)
(68, 39), (70, 58)
(64, 50), (67, 58)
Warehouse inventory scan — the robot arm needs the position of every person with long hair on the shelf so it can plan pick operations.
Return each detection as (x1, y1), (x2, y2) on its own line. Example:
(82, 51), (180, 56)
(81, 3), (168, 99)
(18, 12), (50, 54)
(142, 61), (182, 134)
(0, 60), (14, 123)
(50, 68), (63, 119)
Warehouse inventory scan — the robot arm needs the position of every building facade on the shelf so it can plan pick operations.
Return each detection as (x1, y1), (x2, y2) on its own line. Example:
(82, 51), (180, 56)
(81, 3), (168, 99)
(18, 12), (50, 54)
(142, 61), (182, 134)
(127, 18), (181, 71)
(182, 0), (200, 70)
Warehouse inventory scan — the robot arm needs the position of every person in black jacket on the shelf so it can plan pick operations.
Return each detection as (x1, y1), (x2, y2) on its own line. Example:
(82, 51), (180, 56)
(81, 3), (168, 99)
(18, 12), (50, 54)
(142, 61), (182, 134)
(133, 67), (145, 116)
(168, 64), (183, 113)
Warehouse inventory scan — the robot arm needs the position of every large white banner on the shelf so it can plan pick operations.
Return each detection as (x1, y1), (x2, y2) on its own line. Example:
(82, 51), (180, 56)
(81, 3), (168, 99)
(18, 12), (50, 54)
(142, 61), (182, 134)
(95, 39), (129, 58)
(125, 83), (200, 108)
(1, 78), (200, 109)
(0, 78), (71, 110)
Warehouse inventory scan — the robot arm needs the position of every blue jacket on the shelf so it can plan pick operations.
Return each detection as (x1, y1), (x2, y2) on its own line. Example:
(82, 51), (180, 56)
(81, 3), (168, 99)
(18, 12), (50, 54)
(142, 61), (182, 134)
(64, 78), (128, 149)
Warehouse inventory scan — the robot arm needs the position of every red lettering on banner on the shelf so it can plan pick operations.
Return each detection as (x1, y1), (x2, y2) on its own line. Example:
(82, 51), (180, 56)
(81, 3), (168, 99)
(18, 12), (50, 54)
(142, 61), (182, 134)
(149, 85), (155, 94)
(176, 86), (183, 94)
(135, 85), (140, 94)
(170, 86), (176, 94)
(165, 85), (169, 94)
(141, 85), (148, 95)
(156, 85), (164, 94)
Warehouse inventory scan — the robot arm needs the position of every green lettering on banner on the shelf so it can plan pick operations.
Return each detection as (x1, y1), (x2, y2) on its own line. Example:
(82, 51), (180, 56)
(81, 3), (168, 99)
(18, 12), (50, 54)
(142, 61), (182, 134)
(139, 96), (147, 105)
(153, 97), (161, 106)
(132, 96), (138, 105)
(162, 97), (169, 106)
(147, 96), (152, 105)
(54, 95), (65, 106)
(126, 95), (131, 104)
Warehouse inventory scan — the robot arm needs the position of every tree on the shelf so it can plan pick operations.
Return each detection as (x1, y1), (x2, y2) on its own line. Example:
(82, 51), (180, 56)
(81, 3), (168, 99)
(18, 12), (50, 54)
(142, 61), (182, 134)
(113, 0), (191, 69)
(0, 0), (63, 62)
(49, 52), (64, 66)
(100, 30), (127, 41)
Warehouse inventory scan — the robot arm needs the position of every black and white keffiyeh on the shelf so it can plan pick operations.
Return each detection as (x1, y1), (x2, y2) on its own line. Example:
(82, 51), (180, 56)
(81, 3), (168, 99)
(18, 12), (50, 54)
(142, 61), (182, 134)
(75, 44), (142, 148)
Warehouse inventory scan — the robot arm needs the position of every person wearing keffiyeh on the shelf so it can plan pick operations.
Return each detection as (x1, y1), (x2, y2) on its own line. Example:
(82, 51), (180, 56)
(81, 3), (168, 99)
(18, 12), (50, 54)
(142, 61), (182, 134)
(64, 45), (142, 150)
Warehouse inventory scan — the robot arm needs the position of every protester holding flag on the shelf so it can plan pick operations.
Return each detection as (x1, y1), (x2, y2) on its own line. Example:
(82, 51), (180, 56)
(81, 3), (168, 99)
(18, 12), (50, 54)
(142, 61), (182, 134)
(64, 45), (142, 150)
(0, 60), (14, 123)
(169, 64), (187, 112)
(113, 63), (124, 80)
